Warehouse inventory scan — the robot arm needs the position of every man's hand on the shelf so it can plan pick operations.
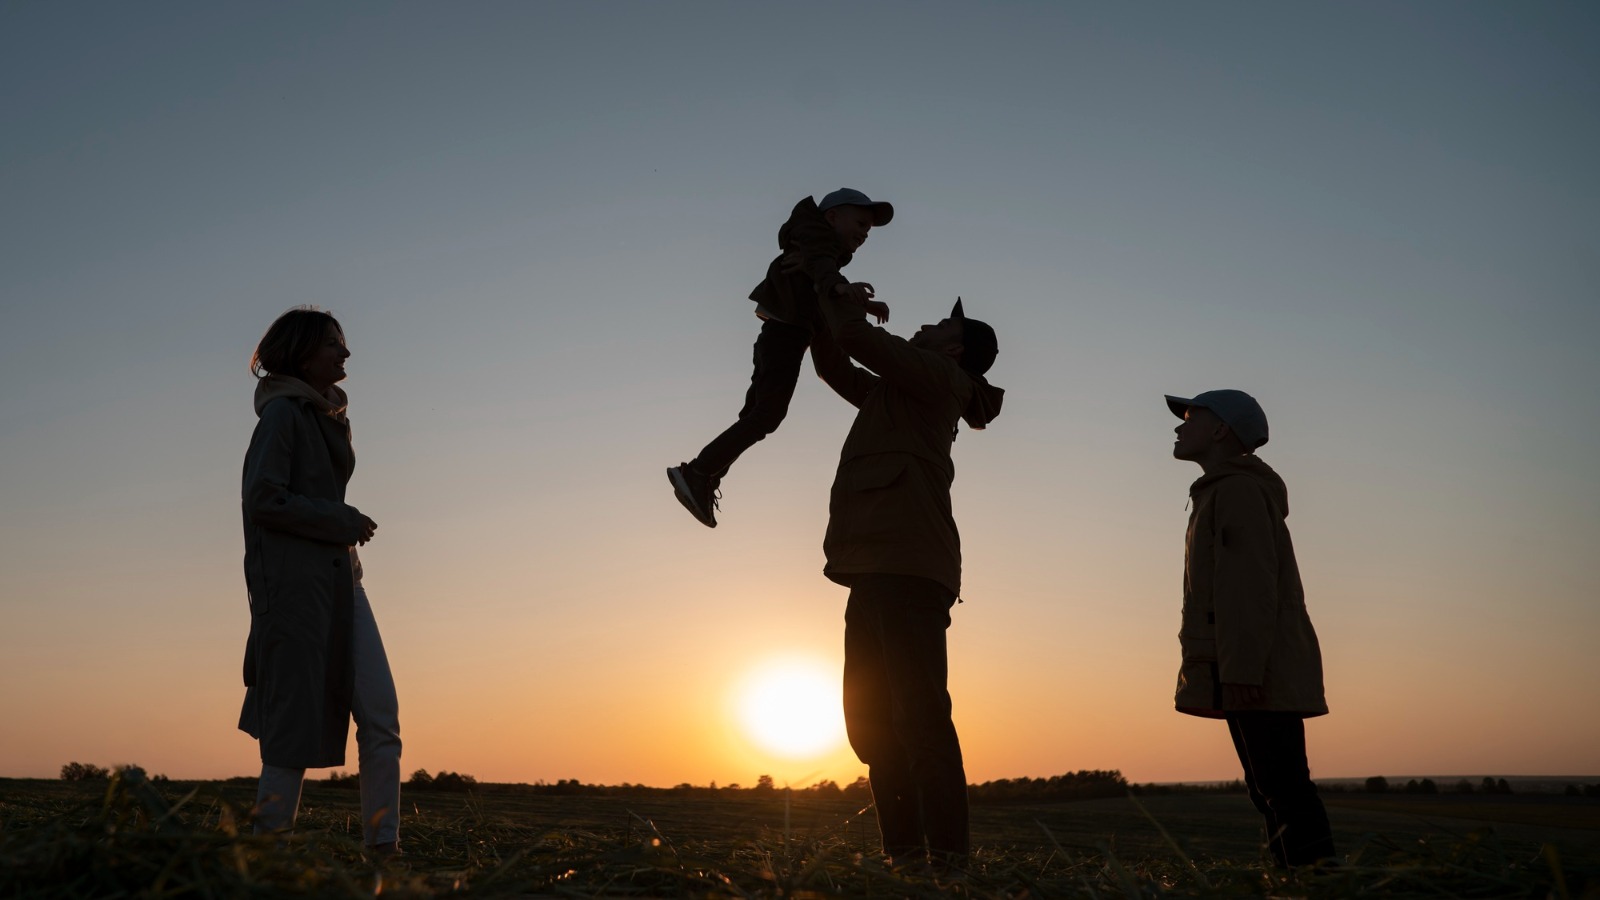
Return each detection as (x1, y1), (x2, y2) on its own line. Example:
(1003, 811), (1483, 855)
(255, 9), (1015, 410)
(356, 515), (378, 546)
(863, 299), (890, 323)
(1222, 683), (1265, 708)
(779, 249), (804, 273)
(834, 281), (876, 305)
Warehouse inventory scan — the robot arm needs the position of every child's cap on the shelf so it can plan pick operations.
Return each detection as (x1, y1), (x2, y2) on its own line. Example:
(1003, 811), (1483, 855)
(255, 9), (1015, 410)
(1164, 390), (1270, 449)
(951, 297), (998, 376)
(819, 188), (894, 226)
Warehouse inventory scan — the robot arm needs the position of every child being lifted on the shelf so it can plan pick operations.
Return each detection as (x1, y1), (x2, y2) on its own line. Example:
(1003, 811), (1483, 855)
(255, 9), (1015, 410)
(668, 188), (892, 528)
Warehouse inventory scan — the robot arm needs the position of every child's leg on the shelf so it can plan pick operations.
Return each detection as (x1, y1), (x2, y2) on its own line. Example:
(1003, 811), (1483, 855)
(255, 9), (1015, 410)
(254, 764), (305, 835)
(1228, 713), (1335, 866)
(689, 318), (810, 478)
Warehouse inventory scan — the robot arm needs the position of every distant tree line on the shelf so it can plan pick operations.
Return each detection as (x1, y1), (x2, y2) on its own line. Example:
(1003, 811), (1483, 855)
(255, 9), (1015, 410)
(57, 761), (1600, 799)
(60, 762), (168, 783)
(970, 770), (1129, 803)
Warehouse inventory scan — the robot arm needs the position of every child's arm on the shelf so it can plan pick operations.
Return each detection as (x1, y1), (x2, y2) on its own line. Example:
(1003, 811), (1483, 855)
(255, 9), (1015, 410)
(780, 250), (888, 322)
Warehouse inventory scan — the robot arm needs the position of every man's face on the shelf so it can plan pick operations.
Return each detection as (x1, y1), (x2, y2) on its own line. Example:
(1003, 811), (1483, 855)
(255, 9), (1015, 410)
(824, 205), (874, 251)
(1172, 406), (1224, 461)
(910, 317), (964, 355)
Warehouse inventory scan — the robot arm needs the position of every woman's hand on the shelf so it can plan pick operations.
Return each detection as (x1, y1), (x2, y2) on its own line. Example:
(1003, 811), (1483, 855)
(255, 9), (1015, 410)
(356, 515), (378, 545)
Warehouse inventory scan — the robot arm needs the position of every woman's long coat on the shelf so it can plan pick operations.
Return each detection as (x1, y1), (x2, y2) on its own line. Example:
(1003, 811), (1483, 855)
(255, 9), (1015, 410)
(238, 388), (368, 768)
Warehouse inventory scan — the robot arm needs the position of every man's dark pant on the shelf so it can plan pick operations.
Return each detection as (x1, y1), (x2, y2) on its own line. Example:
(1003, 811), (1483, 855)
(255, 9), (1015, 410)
(1226, 712), (1336, 867)
(842, 574), (969, 862)
(689, 318), (810, 478)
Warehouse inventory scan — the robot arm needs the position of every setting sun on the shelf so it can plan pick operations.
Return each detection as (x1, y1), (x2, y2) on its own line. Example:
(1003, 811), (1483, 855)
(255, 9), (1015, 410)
(735, 658), (846, 759)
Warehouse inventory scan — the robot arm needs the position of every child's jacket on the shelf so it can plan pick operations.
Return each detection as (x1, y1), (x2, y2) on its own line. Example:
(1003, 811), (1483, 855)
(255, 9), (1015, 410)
(747, 196), (852, 333)
(1177, 456), (1328, 718)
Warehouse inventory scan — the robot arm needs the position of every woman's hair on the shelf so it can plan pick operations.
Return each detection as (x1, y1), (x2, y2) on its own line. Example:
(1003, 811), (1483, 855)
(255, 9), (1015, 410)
(250, 307), (344, 380)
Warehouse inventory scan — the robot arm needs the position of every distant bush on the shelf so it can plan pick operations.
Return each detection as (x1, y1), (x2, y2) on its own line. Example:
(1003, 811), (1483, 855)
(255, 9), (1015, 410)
(1454, 779), (1475, 794)
(971, 770), (1127, 803)
(430, 771), (478, 792)
(60, 762), (110, 782)
(1365, 776), (1389, 794)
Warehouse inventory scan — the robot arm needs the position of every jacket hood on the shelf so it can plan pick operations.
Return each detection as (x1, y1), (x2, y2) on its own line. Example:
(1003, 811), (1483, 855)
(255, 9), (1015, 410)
(254, 375), (349, 421)
(961, 375), (1005, 430)
(779, 196), (853, 266)
(1191, 454), (1289, 518)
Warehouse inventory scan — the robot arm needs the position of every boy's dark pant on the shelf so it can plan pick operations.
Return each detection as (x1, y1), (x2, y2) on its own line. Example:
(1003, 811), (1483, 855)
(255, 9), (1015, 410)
(690, 318), (810, 478)
(842, 574), (969, 862)
(1226, 712), (1336, 866)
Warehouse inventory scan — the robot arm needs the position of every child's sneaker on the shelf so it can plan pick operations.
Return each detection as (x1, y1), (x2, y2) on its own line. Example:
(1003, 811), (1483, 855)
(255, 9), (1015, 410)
(667, 464), (720, 528)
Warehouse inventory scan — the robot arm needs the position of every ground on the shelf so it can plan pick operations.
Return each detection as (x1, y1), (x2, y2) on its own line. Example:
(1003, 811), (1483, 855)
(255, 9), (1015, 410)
(2, 775), (1596, 897)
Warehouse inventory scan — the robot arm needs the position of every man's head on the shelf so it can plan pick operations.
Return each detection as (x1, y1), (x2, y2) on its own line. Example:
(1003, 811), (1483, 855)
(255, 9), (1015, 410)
(909, 298), (999, 376)
(1166, 389), (1268, 463)
(818, 188), (893, 252)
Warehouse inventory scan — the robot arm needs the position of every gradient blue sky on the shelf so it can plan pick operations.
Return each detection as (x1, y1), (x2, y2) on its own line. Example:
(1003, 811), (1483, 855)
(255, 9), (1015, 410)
(2, 2), (1596, 786)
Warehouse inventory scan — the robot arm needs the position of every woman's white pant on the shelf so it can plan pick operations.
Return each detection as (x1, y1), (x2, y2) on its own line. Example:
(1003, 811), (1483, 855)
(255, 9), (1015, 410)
(254, 581), (401, 846)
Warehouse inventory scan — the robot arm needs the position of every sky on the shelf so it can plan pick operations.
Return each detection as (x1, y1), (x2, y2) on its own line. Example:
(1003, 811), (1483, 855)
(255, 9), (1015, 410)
(1, 2), (1596, 788)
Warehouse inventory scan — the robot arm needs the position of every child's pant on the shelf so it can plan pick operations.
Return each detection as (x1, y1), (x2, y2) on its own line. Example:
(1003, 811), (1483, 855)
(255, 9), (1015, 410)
(1226, 712), (1335, 866)
(254, 581), (402, 847)
(691, 318), (811, 478)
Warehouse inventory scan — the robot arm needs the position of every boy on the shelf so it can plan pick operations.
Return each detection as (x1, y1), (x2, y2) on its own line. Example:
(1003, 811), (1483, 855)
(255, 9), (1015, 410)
(667, 188), (892, 528)
(1166, 389), (1336, 867)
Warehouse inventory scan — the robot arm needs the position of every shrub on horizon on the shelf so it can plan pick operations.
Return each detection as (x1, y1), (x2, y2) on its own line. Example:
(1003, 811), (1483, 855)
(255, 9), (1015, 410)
(60, 762), (110, 782)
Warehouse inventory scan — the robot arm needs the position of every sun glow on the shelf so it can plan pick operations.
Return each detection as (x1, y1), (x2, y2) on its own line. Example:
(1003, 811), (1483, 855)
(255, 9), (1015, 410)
(736, 658), (846, 759)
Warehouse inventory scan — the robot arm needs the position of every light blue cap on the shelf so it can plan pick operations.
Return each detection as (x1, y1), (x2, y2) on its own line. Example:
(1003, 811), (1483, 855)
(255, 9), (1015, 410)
(1165, 389), (1269, 449)
(817, 188), (893, 226)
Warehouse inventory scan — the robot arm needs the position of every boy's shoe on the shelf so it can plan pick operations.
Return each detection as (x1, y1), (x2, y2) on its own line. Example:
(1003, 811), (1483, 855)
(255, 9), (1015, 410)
(667, 464), (720, 528)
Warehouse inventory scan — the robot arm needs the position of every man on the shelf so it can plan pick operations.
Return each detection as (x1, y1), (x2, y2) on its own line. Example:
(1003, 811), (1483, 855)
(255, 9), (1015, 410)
(810, 294), (1003, 866)
(1166, 389), (1335, 867)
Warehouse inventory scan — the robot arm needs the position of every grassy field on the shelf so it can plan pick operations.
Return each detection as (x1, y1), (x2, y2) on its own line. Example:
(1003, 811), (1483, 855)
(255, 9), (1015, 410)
(3, 772), (1597, 897)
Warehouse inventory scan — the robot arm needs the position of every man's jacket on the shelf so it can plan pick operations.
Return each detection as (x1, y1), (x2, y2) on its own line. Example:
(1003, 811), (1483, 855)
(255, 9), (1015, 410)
(747, 197), (852, 332)
(1177, 455), (1328, 718)
(811, 300), (1004, 596)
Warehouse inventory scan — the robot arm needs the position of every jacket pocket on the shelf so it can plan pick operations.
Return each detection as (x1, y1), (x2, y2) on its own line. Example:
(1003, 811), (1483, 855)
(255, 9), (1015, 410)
(849, 460), (905, 492)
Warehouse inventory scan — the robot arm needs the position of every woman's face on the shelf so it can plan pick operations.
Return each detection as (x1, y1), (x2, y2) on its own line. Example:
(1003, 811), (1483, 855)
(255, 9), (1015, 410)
(300, 324), (350, 391)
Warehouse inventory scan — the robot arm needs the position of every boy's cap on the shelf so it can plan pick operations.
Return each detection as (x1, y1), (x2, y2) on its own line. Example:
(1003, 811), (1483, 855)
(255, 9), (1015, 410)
(952, 297), (998, 376)
(1165, 389), (1269, 449)
(818, 188), (894, 226)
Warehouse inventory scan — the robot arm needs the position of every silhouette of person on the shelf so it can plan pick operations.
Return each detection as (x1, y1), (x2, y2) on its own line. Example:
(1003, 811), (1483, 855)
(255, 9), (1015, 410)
(667, 188), (892, 528)
(810, 294), (1003, 867)
(238, 308), (401, 858)
(1166, 390), (1335, 867)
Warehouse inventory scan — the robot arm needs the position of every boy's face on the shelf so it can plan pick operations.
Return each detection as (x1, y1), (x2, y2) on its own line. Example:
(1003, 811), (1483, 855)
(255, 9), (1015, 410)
(1172, 406), (1224, 461)
(824, 205), (875, 251)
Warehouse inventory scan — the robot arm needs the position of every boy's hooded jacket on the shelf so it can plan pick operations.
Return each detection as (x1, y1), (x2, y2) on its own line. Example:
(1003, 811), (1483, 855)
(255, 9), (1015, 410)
(238, 376), (370, 768)
(1177, 455), (1327, 718)
(747, 196), (851, 332)
(810, 299), (1004, 597)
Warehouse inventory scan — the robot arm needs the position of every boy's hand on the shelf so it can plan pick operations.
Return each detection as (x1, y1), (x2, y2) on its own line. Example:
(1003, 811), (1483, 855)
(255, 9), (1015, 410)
(863, 299), (890, 323)
(1221, 683), (1264, 708)
(834, 281), (876, 305)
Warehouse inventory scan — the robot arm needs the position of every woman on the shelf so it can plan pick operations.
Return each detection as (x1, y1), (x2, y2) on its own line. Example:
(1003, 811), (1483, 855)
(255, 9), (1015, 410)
(238, 307), (401, 856)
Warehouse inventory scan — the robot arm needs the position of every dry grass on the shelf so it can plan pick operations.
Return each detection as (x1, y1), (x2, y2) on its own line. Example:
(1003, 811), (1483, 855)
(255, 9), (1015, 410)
(2, 768), (1596, 897)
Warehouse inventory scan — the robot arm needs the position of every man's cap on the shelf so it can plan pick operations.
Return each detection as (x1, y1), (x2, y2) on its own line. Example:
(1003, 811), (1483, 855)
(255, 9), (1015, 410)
(951, 297), (998, 376)
(1164, 389), (1269, 450)
(818, 187), (894, 226)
